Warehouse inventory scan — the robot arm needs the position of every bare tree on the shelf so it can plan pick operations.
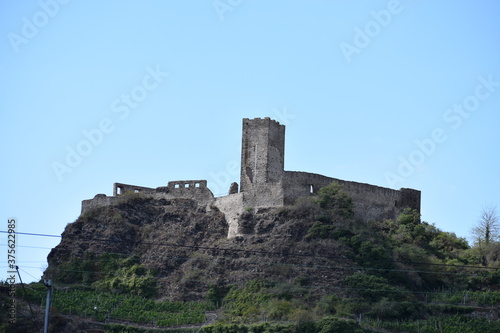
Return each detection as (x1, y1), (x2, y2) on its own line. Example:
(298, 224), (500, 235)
(471, 204), (499, 246)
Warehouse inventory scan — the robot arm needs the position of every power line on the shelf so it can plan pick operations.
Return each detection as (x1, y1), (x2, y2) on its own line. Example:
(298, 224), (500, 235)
(36, 249), (500, 278)
(0, 244), (56, 250)
(0, 231), (61, 238)
(25, 244), (500, 281)
(13, 274), (500, 307)
(3, 230), (500, 273)
(18, 267), (42, 281)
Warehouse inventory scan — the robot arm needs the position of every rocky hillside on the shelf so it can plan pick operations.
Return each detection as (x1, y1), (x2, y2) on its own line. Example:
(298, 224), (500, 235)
(31, 185), (500, 332)
(45, 191), (357, 301)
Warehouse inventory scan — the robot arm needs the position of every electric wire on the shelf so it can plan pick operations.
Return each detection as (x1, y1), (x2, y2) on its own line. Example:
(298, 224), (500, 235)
(8, 265), (500, 312)
(2, 230), (499, 272)
(17, 260), (500, 301)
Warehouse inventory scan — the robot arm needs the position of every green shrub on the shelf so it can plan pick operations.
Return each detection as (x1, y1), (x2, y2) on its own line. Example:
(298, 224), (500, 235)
(93, 264), (157, 297)
(316, 184), (354, 218)
(264, 300), (293, 320)
(317, 317), (364, 333)
(306, 222), (335, 239)
(343, 272), (409, 302)
(207, 284), (231, 308)
(314, 295), (338, 316)
(368, 299), (425, 320)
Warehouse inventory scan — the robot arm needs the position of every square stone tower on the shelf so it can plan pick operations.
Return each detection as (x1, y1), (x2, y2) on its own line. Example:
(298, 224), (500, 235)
(240, 117), (285, 193)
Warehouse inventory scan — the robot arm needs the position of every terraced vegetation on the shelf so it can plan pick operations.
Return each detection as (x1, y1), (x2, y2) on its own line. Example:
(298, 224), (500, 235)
(18, 285), (210, 326)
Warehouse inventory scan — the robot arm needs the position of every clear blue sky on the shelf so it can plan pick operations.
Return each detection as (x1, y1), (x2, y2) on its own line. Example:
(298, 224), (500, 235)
(1, 1), (499, 283)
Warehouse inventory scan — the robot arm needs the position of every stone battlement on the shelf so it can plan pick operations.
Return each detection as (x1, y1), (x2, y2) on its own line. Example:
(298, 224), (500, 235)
(242, 117), (282, 124)
(167, 180), (207, 189)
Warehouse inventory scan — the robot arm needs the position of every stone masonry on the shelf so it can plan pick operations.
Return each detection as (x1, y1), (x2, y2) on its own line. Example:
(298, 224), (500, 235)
(81, 117), (421, 238)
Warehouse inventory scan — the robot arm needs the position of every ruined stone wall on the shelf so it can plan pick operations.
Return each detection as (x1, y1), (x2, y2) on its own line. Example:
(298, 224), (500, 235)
(214, 193), (244, 238)
(166, 180), (208, 189)
(237, 117), (420, 220)
(241, 183), (285, 208)
(82, 180), (215, 214)
(113, 183), (155, 196)
(283, 171), (420, 222)
(81, 194), (117, 214)
(397, 188), (421, 212)
(155, 180), (214, 205)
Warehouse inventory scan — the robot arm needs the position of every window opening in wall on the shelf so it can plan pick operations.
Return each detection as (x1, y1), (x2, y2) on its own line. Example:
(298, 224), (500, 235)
(310, 184), (314, 194)
(185, 183), (190, 188)
(195, 183), (200, 188)
(134, 190), (139, 193)
(175, 184), (180, 188)
(117, 187), (122, 195)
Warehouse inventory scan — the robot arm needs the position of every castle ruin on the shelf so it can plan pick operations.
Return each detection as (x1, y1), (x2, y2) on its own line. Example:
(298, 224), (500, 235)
(82, 117), (421, 238)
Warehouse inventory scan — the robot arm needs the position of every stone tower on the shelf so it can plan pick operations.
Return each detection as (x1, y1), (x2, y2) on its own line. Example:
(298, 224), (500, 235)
(240, 117), (285, 193)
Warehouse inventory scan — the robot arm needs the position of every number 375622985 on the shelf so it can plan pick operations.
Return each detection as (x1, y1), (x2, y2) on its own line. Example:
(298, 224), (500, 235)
(7, 219), (16, 268)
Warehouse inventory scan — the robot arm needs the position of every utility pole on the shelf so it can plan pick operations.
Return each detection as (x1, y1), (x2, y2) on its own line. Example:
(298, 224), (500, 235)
(43, 279), (52, 333)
